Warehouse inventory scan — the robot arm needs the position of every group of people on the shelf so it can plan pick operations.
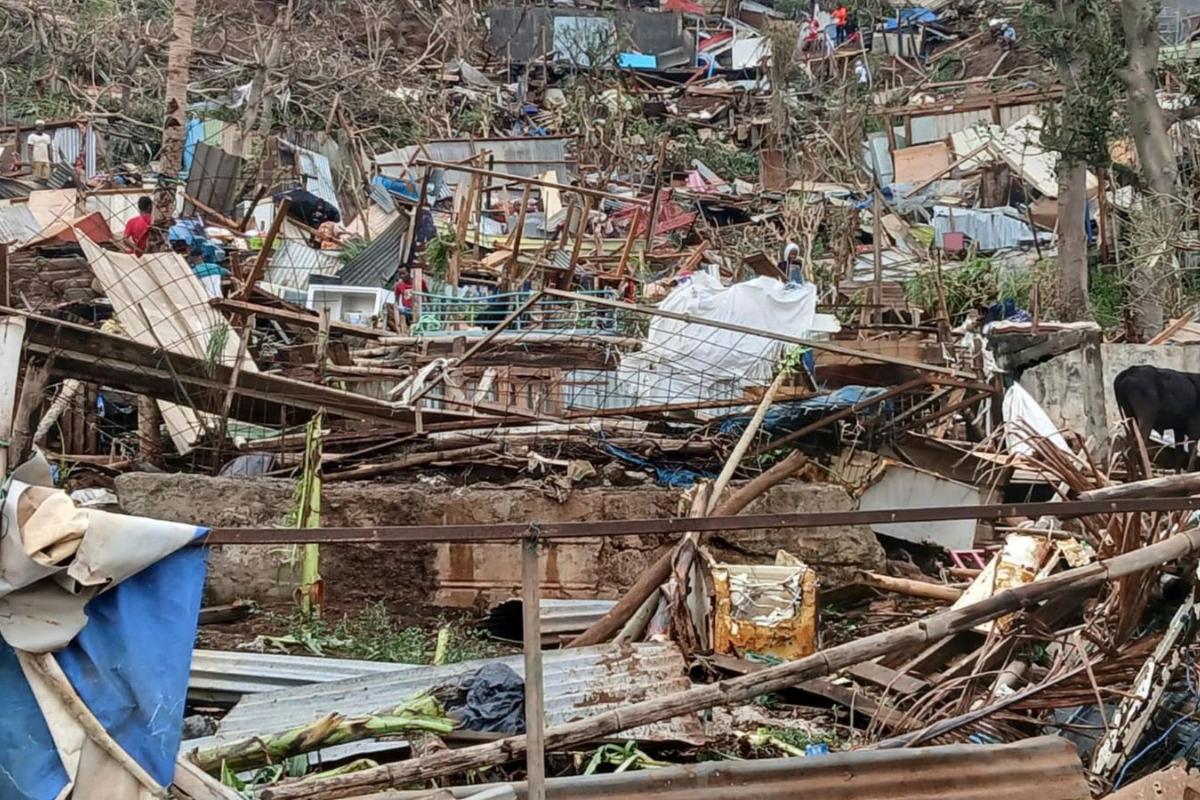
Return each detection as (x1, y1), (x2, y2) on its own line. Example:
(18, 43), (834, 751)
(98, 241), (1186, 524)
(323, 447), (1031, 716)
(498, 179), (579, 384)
(119, 196), (228, 297)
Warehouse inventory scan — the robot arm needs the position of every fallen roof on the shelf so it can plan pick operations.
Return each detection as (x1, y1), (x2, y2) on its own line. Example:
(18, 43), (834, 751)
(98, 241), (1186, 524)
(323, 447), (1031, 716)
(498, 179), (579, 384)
(193, 643), (704, 748)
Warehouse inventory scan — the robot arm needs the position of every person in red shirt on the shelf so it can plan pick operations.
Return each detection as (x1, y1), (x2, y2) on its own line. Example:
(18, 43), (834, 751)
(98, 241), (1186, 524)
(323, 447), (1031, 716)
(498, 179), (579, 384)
(394, 268), (427, 318)
(123, 196), (153, 255)
(833, 3), (848, 45)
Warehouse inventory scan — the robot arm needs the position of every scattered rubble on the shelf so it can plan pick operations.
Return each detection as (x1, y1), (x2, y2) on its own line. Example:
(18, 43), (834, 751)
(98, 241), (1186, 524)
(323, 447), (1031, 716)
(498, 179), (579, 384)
(5, 0), (1200, 796)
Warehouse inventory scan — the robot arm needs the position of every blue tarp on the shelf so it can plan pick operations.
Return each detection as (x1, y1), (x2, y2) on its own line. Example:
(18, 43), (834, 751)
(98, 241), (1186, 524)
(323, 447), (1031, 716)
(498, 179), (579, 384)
(0, 530), (208, 800)
(718, 385), (894, 440)
(181, 117), (207, 177)
(884, 9), (938, 29)
(600, 439), (714, 489)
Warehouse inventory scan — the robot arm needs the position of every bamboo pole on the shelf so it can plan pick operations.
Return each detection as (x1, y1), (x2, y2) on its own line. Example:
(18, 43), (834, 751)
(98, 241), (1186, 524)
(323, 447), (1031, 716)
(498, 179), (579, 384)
(859, 572), (963, 602)
(522, 535), (545, 800)
(0, 316), (27, 477)
(323, 444), (501, 483)
(259, 526), (1200, 800)
(296, 412), (324, 618)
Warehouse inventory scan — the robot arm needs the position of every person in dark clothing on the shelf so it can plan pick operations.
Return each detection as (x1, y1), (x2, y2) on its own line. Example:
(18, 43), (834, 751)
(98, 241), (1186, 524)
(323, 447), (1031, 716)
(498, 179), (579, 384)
(272, 189), (341, 228)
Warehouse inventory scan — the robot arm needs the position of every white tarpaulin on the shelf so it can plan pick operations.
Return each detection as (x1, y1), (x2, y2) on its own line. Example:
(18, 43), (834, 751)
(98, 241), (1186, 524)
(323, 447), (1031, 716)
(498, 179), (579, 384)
(1003, 382), (1071, 456)
(616, 273), (817, 407)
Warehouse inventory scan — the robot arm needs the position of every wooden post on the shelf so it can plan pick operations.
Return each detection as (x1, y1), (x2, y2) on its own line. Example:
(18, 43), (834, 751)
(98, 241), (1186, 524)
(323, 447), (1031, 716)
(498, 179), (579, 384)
(505, 184), (533, 291)
(0, 242), (9, 307)
(872, 190), (884, 324)
(0, 317), (27, 478)
(522, 533), (546, 800)
(138, 396), (163, 466)
(1097, 166), (1110, 264)
(563, 196), (593, 290)
(237, 197), (290, 304)
(644, 133), (670, 251)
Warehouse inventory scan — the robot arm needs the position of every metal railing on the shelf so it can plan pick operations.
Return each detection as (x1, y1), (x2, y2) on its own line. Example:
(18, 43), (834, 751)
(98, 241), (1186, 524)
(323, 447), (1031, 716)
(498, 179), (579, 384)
(410, 289), (627, 336)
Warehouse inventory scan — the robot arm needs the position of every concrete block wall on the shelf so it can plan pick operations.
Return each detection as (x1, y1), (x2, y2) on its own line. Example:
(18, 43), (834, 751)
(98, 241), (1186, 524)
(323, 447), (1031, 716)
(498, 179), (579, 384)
(114, 475), (886, 608)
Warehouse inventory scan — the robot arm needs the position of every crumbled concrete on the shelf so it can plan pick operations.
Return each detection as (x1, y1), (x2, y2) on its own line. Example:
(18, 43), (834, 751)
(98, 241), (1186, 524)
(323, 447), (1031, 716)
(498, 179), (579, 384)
(115, 474), (885, 608)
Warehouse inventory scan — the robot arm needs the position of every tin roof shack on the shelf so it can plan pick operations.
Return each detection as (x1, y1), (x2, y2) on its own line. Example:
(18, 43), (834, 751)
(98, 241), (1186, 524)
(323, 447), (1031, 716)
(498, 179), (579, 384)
(485, 8), (696, 68)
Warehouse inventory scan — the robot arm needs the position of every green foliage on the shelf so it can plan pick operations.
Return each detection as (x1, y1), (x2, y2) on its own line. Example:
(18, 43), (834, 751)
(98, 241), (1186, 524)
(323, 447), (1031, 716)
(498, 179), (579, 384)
(1019, 0), (1126, 168)
(757, 725), (842, 752)
(1088, 263), (1126, 330)
(424, 229), (457, 279)
(931, 53), (962, 84)
(273, 602), (500, 664)
(903, 255), (1034, 320)
(204, 323), (231, 378)
(337, 237), (370, 266)
(584, 741), (672, 775)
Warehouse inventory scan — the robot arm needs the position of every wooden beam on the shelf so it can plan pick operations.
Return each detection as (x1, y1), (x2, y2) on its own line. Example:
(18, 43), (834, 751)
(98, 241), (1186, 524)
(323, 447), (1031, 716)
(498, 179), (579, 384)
(236, 197), (290, 304)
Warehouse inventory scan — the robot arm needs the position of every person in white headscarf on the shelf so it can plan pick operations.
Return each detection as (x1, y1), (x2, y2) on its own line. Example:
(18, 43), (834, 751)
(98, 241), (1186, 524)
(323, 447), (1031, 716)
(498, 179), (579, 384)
(778, 241), (803, 282)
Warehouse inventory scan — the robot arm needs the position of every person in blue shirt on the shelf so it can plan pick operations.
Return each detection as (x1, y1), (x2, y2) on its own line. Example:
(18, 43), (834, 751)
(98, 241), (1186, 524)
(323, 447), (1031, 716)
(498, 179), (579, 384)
(188, 240), (228, 298)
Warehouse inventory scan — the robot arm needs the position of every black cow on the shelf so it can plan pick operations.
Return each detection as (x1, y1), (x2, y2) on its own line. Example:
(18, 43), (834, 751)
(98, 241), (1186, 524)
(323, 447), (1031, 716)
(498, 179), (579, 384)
(1113, 365), (1200, 469)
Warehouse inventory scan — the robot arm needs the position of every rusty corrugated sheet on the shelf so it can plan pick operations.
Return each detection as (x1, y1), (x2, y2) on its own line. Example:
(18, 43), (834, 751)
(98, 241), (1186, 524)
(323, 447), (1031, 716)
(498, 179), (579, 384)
(200, 643), (704, 747)
(394, 736), (1089, 800)
(183, 142), (244, 217)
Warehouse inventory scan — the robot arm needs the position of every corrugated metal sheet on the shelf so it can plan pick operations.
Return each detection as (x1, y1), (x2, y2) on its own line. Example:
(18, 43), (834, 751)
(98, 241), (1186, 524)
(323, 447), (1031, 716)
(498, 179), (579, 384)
(394, 736), (1089, 799)
(338, 213), (408, 287)
(202, 643), (703, 746)
(376, 138), (571, 187)
(265, 221), (343, 290)
(183, 142), (244, 217)
(189, 649), (400, 705)
(85, 192), (146, 232)
(478, 599), (617, 644)
(45, 162), (76, 189)
(0, 204), (43, 247)
(0, 177), (33, 200)
(297, 146), (338, 207)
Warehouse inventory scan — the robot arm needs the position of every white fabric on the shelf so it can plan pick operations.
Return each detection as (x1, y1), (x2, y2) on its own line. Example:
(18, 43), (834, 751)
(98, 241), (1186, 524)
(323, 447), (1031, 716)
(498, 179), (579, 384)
(0, 455), (201, 652)
(28, 132), (52, 163)
(616, 273), (817, 406)
(199, 274), (222, 298)
(1003, 383), (1071, 456)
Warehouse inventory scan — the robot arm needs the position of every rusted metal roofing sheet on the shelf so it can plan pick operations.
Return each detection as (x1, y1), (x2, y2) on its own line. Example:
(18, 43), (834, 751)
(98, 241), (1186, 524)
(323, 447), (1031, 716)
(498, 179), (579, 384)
(389, 736), (1089, 800)
(183, 142), (244, 217)
(204, 643), (703, 745)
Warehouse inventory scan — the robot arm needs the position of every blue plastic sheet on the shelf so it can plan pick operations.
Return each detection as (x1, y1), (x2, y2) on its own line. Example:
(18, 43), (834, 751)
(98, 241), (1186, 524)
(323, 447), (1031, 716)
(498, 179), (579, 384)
(0, 531), (208, 800)
(599, 440), (713, 488)
(718, 385), (894, 440)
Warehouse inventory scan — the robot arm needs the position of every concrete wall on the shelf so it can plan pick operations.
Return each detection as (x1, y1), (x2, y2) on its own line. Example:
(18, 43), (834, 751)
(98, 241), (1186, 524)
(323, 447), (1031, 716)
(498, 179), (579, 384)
(114, 475), (885, 608)
(1021, 342), (1200, 449)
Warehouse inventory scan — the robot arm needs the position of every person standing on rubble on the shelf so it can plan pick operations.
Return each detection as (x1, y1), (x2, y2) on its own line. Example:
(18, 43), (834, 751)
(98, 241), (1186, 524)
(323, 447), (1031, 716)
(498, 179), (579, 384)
(122, 196), (154, 256)
(833, 3), (849, 46)
(27, 121), (53, 182)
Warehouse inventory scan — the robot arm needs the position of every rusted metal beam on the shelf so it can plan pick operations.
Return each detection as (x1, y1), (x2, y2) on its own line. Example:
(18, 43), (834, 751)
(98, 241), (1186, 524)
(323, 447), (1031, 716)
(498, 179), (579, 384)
(203, 496), (1200, 546)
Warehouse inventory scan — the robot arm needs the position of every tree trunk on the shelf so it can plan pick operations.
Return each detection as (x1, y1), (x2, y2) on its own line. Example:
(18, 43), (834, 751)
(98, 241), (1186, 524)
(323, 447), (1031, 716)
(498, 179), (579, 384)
(1051, 0), (1092, 323)
(1122, 0), (1177, 197)
(1056, 161), (1091, 321)
(152, 0), (196, 240)
(1121, 0), (1179, 341)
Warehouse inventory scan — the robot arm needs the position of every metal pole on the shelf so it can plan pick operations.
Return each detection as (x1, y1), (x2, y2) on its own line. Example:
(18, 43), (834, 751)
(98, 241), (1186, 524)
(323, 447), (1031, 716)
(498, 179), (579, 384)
(522, 531), (546, 800)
